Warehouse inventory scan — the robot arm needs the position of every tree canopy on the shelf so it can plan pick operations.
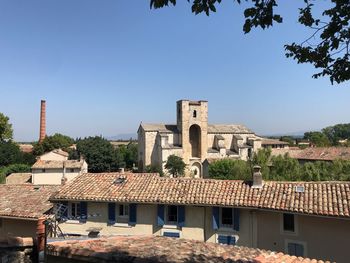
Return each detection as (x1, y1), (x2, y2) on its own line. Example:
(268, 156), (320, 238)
(150, 0), (350, 84)
(33, 133), (74, 156)
(0, 113), (13, 142)
(208, 148), (350, 181)
(304, 123), (350, 146)
(165, 154), (186, 177)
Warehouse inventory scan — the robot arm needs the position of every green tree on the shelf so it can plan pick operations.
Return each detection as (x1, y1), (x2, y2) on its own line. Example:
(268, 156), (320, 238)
(322, 124), (350, 145)
(208, 159), (251, 180)
(165, 155), (186, 177)
(76, 136), (120, 173)
(33, 133), (74, 156)
(145, 164), (164, 177)
(0, 113), (13, 142)
(270, 154), (301, 181)
(252, 148), (271, 179)
(150, 0), (350, 84)
(0, 141), (22, 167)
(304, 131), (331, 147)
(279, 136), (295, 146)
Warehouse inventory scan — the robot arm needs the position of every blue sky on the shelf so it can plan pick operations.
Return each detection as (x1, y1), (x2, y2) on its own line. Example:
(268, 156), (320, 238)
(0, 0), (349, 142)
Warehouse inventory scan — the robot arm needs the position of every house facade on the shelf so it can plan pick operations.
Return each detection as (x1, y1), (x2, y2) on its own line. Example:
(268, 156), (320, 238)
(138, 100), (287, 178)
(51, 172), (350, 263)
(31, 149), (88, 185)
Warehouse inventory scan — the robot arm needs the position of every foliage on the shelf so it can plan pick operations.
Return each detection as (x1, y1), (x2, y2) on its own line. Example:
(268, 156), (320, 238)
(150, 0), (350, 84)
(0, 141), (35, 167)
(208, 148), (350, 181)
(75, 136), (120, 173)
(279, 136), (295, 146)
(165, 154), (186, 177)
(208, 159), (251, 180)
(0, 164), (31, 184)
(33, 133), (74, 156)
(116, 143), (138, 169)
(0, 113), (13, 142)
(145, 164), (164, 177)
(303, 131), (331, 147)
(269, 154), (301, 181)
(251, 147), (271, 178)
(304, 123), (350, 146)
(322, 123), (350, 145)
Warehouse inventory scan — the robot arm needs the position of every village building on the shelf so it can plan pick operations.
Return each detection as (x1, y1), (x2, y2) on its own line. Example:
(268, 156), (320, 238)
(50, 171), (350, 263)
(138, 100), (288, 178)
(271, 146), (350, 164)
(0, 184), (58, 239)
(6, 173), (32, 184)
(31, 149), (88, 185)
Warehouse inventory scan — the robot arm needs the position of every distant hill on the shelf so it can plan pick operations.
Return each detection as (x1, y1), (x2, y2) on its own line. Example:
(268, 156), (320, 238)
(107, 133), (137, 141)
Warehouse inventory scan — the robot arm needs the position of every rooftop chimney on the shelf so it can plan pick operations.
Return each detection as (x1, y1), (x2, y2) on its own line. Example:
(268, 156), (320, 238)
(252, 165), (263, 189)
(39, 100), (46, 143)
(61, 161), (67, 185)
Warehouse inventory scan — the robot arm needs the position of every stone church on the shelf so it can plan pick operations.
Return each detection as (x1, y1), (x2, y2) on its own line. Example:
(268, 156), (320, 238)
(138, 100), (286, 178)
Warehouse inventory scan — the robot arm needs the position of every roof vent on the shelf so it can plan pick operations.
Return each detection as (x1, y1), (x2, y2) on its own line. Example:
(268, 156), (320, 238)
(295, 185), (305, 193)
(114, 177), (126, 184)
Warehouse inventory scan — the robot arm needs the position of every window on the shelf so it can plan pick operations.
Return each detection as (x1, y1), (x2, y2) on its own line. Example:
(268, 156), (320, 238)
(163, 232), (180, 238)
(42, 169), (46, 173)
(70, 168), (74, 173)
(70, 202), (81, 218)
(221, 208), (233, 227)
(193, 110), (197, 118)
(217, 235), (236, 245)
(167, 205), (178, 223)
(119, 204), (129, 217)
(283, 213), (295, 232)
(0, 218), (3, 228)
(287, 242), (304, 256)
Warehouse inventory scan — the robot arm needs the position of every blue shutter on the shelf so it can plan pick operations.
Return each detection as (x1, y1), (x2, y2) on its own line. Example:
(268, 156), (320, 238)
(218, 235), (228, 244)
(129, 204), (137, 225)
(218, 235), (236, 245)
(295, 244), (304, 257)
(163, 232), (180, 238)
(80, 202), (87, 223)
(157, 205), (165, 226)
(212, 207), (219, 230)
(233, 208), (240, 231)
(108, 203), (116, 225)
(177, 206), (185, 227)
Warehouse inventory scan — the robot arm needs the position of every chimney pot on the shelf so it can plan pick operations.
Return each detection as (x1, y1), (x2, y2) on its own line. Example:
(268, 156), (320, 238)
(119, 167), (125, 173)
(252, 165), (263, 189)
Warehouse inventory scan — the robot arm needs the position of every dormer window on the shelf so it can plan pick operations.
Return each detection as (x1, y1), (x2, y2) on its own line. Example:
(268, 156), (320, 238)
(193, 110), (197, 118)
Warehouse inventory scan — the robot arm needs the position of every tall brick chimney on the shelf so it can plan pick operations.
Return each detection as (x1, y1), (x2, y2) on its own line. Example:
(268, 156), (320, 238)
(39, 100), (46, 142)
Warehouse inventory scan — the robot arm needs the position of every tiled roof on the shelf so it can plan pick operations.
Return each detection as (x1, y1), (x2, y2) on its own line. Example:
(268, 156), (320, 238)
(47, 235), (329, 263)
(32, 160), (84, 169)
(6, 173), (32, 184)
(261, 139), (289, 145)
(0, 185), (59, 219)
(271, 147), (350, 161)
(208, 124), (253, 134)
(51, 149), (69, 157)
(51, 173), (350, 219)
(140, 123), (254, 134)
(18, 144), (33, 153)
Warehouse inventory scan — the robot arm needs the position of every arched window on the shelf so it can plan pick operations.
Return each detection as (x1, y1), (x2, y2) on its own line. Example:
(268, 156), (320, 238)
(193, 110), (197, 118)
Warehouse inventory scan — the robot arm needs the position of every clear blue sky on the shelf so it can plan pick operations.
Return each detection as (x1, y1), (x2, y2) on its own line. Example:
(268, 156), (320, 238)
(0, 0), (349, 142)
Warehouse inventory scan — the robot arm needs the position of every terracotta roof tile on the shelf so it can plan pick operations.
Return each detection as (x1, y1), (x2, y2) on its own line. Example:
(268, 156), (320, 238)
(32, 160), (84, 169)
(0, 184), (59, 219)
(47, 235), (330, 263)
(51, 173), (350, 219)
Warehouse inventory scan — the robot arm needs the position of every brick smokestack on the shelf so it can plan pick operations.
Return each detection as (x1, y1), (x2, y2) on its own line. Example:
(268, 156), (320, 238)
(39, 100), (46, 142)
